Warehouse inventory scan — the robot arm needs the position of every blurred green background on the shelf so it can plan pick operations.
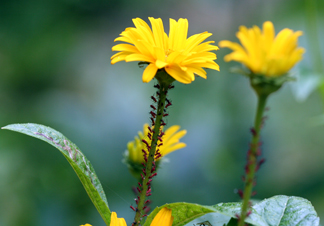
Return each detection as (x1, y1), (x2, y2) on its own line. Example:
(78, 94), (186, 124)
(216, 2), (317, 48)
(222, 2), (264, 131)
(1, 0), (324, 225)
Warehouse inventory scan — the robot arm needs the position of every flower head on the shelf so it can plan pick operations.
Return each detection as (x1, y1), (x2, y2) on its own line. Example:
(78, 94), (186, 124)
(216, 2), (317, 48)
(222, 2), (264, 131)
(127, 123), (186, 163)
(219, 21), (305, 77)
(124, 123), (186, 179)
(111, 17), (219, 84)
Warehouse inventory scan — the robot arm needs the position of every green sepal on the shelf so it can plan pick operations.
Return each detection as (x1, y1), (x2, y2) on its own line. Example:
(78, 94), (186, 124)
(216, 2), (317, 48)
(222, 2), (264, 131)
(123, 152), (161, 181)
(2, 123), (111, 226)
(249, 73), (295, 97)
(155, 69), (175, 87)
(229, 65), (295, 97)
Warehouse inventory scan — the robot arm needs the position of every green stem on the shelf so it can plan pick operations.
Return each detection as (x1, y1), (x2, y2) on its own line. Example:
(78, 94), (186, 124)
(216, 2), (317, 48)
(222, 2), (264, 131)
(238, 94), (268, 226)
(133, 82), (168, 225)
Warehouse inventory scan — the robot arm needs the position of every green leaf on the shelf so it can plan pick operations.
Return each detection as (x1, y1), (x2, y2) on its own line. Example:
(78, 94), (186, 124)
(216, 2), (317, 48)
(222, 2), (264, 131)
(145, 196), (319, 226)
(143, 203), (216, 226)
(212, 196), (319, 225)
(250, 195), (320, 226)
(2, 123), (111, 225)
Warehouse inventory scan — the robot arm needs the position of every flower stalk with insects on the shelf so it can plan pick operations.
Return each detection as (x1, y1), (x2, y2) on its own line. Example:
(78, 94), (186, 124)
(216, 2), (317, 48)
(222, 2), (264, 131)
(219, 21), (305, 225)
(111, 17), (219, 225)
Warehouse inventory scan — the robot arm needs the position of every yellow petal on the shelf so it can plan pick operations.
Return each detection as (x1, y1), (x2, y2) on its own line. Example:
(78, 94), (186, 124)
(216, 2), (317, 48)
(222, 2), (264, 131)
(112, 44), (138, 53)
(149, 17), (166, 49)
(166, 64), (193, 84)
(186, 66), (207, 79)
(110, 212), (127, 226)
(111, 52), (131, 64)
(150, 208), (174, 226)
(185, 32), (212, 53)
(155, 60), (168, 69)
(142, 63), (158, 83)
(125, 53), (154, 63)
(197, 61), (220, 71)
(161, 143), (187, 156)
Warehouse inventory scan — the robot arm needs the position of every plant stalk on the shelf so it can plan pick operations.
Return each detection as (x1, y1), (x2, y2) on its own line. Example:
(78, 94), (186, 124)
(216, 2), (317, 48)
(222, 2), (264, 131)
(133, 83), (168, 225)
(238, 94), (268, 226)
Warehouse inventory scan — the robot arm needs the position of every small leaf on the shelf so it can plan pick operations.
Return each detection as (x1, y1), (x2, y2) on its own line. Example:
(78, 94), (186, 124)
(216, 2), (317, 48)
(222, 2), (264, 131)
(2, 123), (111, 225)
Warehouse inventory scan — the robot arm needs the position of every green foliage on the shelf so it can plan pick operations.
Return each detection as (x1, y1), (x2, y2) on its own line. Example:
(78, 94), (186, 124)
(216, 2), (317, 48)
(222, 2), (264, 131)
(2, 123), (111, 226)
(144, 203), (215, 226)
(145, 196), (319, 226)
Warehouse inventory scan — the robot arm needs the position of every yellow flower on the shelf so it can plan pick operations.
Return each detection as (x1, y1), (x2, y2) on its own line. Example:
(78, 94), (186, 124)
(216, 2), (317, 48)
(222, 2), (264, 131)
(80, 224), (92, 226)
(127, 123), (187, 164)
(219, 21), (305, 77)
(111, 17), (219, 84)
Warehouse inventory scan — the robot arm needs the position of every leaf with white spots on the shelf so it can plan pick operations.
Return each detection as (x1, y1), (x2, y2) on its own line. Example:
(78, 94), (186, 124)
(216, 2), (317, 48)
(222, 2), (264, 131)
(2, 123), (111, 225)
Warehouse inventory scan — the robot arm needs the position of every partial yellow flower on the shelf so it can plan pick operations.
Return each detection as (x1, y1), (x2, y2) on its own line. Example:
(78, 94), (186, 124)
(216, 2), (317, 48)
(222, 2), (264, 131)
(80, 224), (92, 226)
(219, 21), (305, 77)
(111, 17), (219, 84)
(127, 123), (187, 163)
(150, 207), (174, 226)
(110, 212), (127, 226)
(106, 208), (173, 226)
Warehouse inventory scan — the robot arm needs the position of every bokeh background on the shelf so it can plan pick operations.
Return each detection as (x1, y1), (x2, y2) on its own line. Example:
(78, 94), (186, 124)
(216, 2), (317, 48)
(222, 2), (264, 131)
(1, 0), (324, 225)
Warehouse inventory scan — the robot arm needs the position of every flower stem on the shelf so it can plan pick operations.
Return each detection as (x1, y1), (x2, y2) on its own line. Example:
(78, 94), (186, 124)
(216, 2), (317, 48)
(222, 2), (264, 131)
(238, 94), (268, 226)
(133, 82), (169, 225)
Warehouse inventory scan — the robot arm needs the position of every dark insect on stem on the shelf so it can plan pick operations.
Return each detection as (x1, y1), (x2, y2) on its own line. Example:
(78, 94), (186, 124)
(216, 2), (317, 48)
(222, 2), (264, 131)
(151, 96), (157, 102)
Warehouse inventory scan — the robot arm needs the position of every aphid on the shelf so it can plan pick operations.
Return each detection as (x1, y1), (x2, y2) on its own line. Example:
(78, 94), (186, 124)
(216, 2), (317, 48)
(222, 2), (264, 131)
(150, 105), (156, 110)
(150, 111), (156, 118)
(151, 96), (157, 102)
(149, 173), (157, 178)
(147, 126), (153, 133)
(154, 84), (160, 89)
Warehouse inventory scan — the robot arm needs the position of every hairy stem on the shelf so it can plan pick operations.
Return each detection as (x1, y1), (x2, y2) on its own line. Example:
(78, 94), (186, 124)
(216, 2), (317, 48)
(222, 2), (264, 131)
(133, 83), (168, 225)
(238, 94), (268, 226)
